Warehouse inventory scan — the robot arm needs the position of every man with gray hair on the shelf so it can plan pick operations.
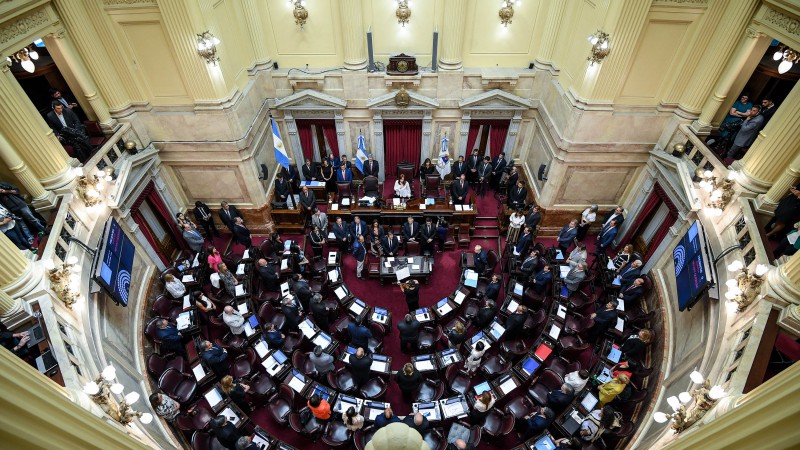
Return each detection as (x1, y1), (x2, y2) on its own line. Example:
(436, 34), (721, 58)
(364, 154), (379, 177)
(547, 383), (576, 413)
(235, 436), (258, 450)
(564, 261), (587, 295)
(618, 259), (643, 291)
(309, 345), (335, 376)
(181, 222), (205, 253)
(222, 305), (246, 335)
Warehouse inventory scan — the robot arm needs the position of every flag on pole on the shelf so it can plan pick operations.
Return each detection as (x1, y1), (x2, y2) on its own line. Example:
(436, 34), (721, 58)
(436, 134), (451, 179)
(355, 131), (368, 174)
(272, 119), (290, 169)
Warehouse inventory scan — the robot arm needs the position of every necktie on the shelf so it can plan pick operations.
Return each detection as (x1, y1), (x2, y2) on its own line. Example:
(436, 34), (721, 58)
(461, 181), (464, 188)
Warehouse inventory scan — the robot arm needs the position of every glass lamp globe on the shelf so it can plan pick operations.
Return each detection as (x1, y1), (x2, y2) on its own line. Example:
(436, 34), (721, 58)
(140, 413), (153, 424)
(43, 259), (56, 271)
(755, 264), (769, 276)
(690, 371), (705, 384)
(83, 382), (100, 395)
(678, 392), (692, 404)
(124, 392), (140, 404)
(66, 255), (79, 265)
(778, 59), (793, 74)
(774, 49), (784, 61)
(110, 383), (124, 395)
(101, 365), (117, 381)
(667, 396), (681, 411)
(654, 412), (669, 423)
(20, 59), (34, 73)
(709, 385), (725, 400)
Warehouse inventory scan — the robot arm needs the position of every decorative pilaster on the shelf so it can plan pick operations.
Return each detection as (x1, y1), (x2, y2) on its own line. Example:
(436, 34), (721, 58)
(582, 0), (651, 102)
(768, 252), (800, 306)
(0, 233), (34, 326)
(739, 81), (800, 194)
(502, 112), (522, 158)
(156, 0), (228, 101)
(282, 114), (305, 167)
(458, 113), (471, 158)
(339, 0), (367, 70)
(438, 0), (468, 71)
(694, 25), (765, 131)
(372, 114), (385, 181)
(43, 30), (114, 128)
(334, 112), (347, 163)
(242, 0), (272, 68)
(0, 131), (55, 209)
(0, 289), (24, 323)
(679, 0), (757, 118)
(534, 0), (566, 68)
(0, 62), (72, 190)
(757, 152), (800, 213)
(421, 111), (433, 165)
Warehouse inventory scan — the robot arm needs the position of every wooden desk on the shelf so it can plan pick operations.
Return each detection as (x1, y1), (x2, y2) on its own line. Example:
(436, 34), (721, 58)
(327, 196), (477, 233)
(271, 207), (306, 234)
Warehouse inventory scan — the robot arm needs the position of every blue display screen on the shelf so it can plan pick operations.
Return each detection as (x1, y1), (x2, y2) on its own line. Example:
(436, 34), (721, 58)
(99, 219), (135, 306)
(674, 221), (709, 310)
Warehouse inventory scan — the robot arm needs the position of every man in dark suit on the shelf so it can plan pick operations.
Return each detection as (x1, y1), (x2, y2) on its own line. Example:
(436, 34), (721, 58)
(589, 300), (619, 341)
(466, 149), (481, 182)
(218, 201), (242, 231)
(403, 412), (430, 434)
(532, 265), (553, 294)
(49, 88), (79, 111)
(257, 259), (279, 292)
(298, 185), (316, 214)
(274, 172), (290, 203)
(602, 206), (625, 228)
(193, 201), (220, 238)
(281, 297), (302, 332)
(211, 415), (242, 450)
(452, 174), (470, 205)
(403, 217), (419, 243)
(474, 300), (496, 329)
(473, 245), (488, 275)
(397, 314), (421, 353)
(155, 319), (186, 359)
(349, 216), (366, 242)
(619, 278), (645, 303)
(336, 162), (353, 183)
(519, 249), (540, 278)
(475, 156), (492, 198)
(491, 152), (507, 189)
(325, 153), (340, 169)
(340, 155), (353, 169)
(509, 181), (528, 209)
(401, 280), (420, 312)
(200, 340), (229, 377)
(597, 219), (619, 253)
(283, 164), (300, 190)
(481, 274), (500, 301)
(347, 318), (373, 349)
(310, 294), (330, 331)
(232, 217), (252, 247)
(525, 205), (542, 232)
(557, 220), (578, 255)
(292, 274), (313, 312)
(47, 102), (91, 161)
(381, 232), (400, 257)
(504, 305), (527, 339)
(522, 407), (555, 441)
(354, 235), (366, 279)
(265, 323), (285, 348)
(363, 154), (379, 177)
(350, 348), (372, 387)
(451, 156), (467, 180)
(332, 217), (350, 252)
(546, 384), (575, 414)
(420, 217), (437, 255)
(515, 227), (532, 256)
(301, 158), (317, 181)
(618, 260), (643, 291)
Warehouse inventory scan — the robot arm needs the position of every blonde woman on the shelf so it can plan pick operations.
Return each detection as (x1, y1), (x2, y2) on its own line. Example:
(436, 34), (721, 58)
(163, 273), (186, 298)
(220, 375), (251, 414)
(598, 373), (630, 407)
(217, 263), (238, 297)
(446, 321), (466, 348)
(507, 209), (525, 243)
(612, 244), (634, 270)
(470, 391), (496, 424)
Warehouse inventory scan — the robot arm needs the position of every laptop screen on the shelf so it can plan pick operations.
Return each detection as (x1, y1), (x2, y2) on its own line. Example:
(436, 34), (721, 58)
(473, 381), (491, 395)
(248, 315), (259, 328)
(373, 307), (388, 315)
(533, 434), (557, 450)
(522, 357), (540, 375)
(581, 392), (599, 412)
(607, 345), (622, 363)
(273, 350), (287, 364)
(470, 332), (484, 344)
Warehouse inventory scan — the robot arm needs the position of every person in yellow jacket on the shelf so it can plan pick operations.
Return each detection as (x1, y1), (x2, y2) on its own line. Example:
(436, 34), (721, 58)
(598, 373), (630, 407)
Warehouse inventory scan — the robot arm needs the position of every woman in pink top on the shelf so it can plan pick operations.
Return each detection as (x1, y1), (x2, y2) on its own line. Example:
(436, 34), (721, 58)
(207, 245), (222, 272)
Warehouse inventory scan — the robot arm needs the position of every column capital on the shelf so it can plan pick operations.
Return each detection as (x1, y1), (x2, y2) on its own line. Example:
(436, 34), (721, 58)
(0, 59), (10, 73)
(745, 27), (766, 39)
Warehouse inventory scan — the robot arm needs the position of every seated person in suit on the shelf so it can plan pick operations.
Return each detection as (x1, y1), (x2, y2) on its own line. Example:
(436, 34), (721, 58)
(532, 265), (553, 294)
(484, 274), (501, 302)
(394, 173), (411, 199)
(301, 158), (317, 181)
(265, 322), (285, 348)
(563, 261), (587, 295)
(298, 185), (316, 213)
(200, 340), (230, 377)
(381, 231), (400, 256)
(522, 406), (555, 441)
(588, 300), (619, 341)
(546, 383), (575, 414)
(451, 156), (467, 180)
(617, 260), (643, 291)
(517, 249), (540, 278)
(452, 174), (470, 205)
(335, 162), (353, 184)
(618, 277), (645, 302)
(508, 180), (528, 209)
(274, 172), (291, 203)
(363, 154), (379, 177)
(232, 217), (252, 247)
(621, 328), (653, 359)
(474, 300), (496, 330)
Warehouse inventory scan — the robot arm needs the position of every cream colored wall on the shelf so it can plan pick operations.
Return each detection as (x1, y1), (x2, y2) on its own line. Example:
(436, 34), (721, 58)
(462, 0), (542, 68)
(262, 0), (344, 68)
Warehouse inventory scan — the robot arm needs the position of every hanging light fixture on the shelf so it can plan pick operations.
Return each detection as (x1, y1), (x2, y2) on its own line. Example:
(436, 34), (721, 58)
(196, 31), (220, 65)
(587, 30), (611, 65)
(288, 1), (309, 30)
(395, 0), (411, 27)
(773, 45), (798, 74)
(499, 1), (520, 27)
(10, 46), (38, 73)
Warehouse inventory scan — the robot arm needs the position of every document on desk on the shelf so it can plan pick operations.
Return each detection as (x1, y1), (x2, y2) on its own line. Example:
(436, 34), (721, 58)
(412, 264), (420, 271)
(370, 360), (388, 372)
(615, 317), (624, 332)
(454, 204), (463, 211)
(280, 259), (289, 271)
(415, 359), (435, 371)
(252, 435), (270, 448)
(204, 388), (223, 408)
(559, 266), (570, 279)
(437, 302), (453, 316)
(464, 270), (478, 288)
(254, 340), (269, 358)
(335, 286), (347, 299)
(387, 257), (395, 262)
(396, 266), (411, 281)
(506, 299), (519, 314)
(454, 290), (466, 305)
(329, 269), (339, 283)
(288, 376), (306, 393)
(192, 364), (206, 381)
(617, 299), (625, 311)
(237, 302), (248, 314)
(393, 198), (401, 206)
(331, 204), (339, 210)
(221, 407), (240, 425)
(192, 254), (200, 268)
(235, 284), (245, 297)
(298, 320), (316, 338)
(328, 232), (336, 240)
(549, 324), (561, 340)
(441, 399), (466, 417)
(414, 402), (441, 421)
(183, 295), (191, 310)
(419, 204), (426, 210)
(607, 260), (615, 270)
(557, 304), (567, 319)
(181, 274), (194, 283)
(384, 261), (391, 268)
(236, 264), (245, 275)
(342, 198), (350, 206)
(498, 377), (517, 395)
(176, 312), (192, 330)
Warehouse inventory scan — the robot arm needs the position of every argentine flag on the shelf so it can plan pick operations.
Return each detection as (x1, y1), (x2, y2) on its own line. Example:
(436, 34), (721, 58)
(272, 119), (290, 169)
(355, 132), (368, 174)
(436, 134), (451, 179)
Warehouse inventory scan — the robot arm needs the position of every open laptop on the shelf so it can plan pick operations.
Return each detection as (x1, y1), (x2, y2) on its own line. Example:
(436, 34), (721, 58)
(27, 323), (46, 348)
(35, 348), (58, 373)
(578, 391), (599, 414)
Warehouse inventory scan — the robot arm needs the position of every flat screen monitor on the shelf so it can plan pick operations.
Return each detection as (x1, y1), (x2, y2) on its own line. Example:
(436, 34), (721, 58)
(473, 381), (491, 395)
(674, 221), (711, 310)
(94, 218), (136, 306)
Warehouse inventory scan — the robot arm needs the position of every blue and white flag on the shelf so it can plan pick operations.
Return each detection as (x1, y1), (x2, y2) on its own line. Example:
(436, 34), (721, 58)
(436, 134), (451, 179)
(272, 119), (290, 169)
(355, 132), (368, 173)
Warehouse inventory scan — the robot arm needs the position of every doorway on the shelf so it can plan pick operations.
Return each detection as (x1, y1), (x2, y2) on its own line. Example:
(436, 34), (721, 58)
(465, 120), (511, 159)
(296, 120), (340, 163)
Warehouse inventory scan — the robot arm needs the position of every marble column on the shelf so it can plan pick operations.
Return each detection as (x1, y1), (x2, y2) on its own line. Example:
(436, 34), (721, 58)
(438, 0), (468, 71)
(339, 0), (367, 70)
(0, 62), (72, 190)
(502, 112), (522, 158)
(772, 252), (800, 336)
(0, 289), (23, 322)
(694, 27), (765, 130)
(372, 114), (385, 182)
(282, 114), (305, 168)
(534, 0), (566, 68)
(757, 151), (800, 213)
(334, 112), (347, 162)
(458, 113), (471, 158)
(583, 0), (651, 102)
(680, 0), (757, 119)
(421, 111), (433, 165)
(156, 0), (228, 101)
(242, 0), (272, 67)
(0, 233), (33, 325)
(43, 30), (114, 129)
(739, 81), (800, 194)
(0, 131), (55, 209)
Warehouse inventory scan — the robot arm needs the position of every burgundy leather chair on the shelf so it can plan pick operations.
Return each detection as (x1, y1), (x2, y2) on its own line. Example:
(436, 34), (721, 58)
(545, 357), (580, 380)
(191, 431), (227, 450)
(367, 322), (385, 354)
(333, 315), (354, 342)
(258, 303), (286, 331)
(528, 369), (564, 406)
(354, 426), (378, 450)
(558, 336), (590, 361)
(480, 354), (512, 378)
(445, 365), (471, 396)
(292, 351), (316, 377)
(500, 339), (531, 359)
(482, 409), (515, 440)
(418, 325), (443, 353)
(267, 384), (295, 425)
(145, 317), (163, 344)
(327, 367), (357, 394)
(231, 347), (257, 379)
(504, 395), (536, 419)
(564, 313), (595, 339)
(147, 353), (185, 380)
(289, 408), (324, 440)
(158, 368), (198, 405)
(322, 420), (352, 448)
(248, 373), (277, 406)
(422, 428), (447, 450)
(359, 376), (388, 400)
(406, 241), (421, 257)
(414, 379), (445, 402)
(281, 331), (303, 353)
(152, 295), (181, 320)
(214, 332), (246, 353)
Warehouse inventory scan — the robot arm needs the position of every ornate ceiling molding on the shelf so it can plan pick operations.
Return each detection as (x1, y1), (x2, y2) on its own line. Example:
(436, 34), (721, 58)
(652, 0), (708, 6)
(102, 0), (157, 6)
(762, 7), (800, 40)
(0, 5), (55, 50)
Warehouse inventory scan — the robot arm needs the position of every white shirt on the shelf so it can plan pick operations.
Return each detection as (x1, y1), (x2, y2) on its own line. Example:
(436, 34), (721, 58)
(473, 396), (496, 412)
(564, 370), (588, 392)
(165, 280), (186, 298)
(582, 208), (597, 224)
(394, 181), (411, 197)
(223, 311), (246, 335)
(509, 213), (525, 229)
(55, 112), (67, 127)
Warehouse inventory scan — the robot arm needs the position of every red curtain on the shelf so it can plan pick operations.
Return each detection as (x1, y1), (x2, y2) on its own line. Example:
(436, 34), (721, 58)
(384, 120), (422, 173)
(130, 181), (176, 265)
(322, 122), (340, 158)
(488, 120), (509, 158)
(296, 121), (315, 162)
(618, 183), (680, 256)
(132, 210), (170, 266)
(465, 122), (481, 156)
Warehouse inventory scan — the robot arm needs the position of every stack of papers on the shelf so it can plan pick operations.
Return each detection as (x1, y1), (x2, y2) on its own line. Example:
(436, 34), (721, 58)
(329, 269), (339, 282)
(453, 290), (466, 305)
(236, 264), (245, 275)
(617, 299), (625, 311)
(607, 260), (616, 270)
(335, 286), (347, 300)
(254, 340), (269, 358)
(454, 205), (463, 211)
(506, 299), (519, 314)
(615, 317), (624, 332)
(183, 295), (191, 310)
(181, 274), (194, 283)
(243, 249), (250, 259)
(280, 259), (289, 270)
(557, 304), (567, 319)
(176, 312), (192, 330)
(288, 376), (306, 393)
(235, 284), (245, 297)
(393, 198), (401, 206)
(331, 204), (339, 210)
(341, 198), (350, 206)
(237, 303), (248, 314)
(192, 364), (206, 381)
(204, 388), (223, 408)
(441, 398), (466, 417)
(498, 377), (517, 395)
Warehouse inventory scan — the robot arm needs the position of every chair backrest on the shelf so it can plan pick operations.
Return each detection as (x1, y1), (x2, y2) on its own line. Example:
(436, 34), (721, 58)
(406, 241), (421, 256)
(369, 321), (385, 337)
(152, 295), (175, 317)
(363, 176), (379, 196)
(425, 174), (441, 190)
(486, 250), (499, 273)
(158, 367), (185, 392)
(259, 240), (274, 257)
(538, 369), (564, 390)
(398, 164), (415, 182)
(641, 274), (653, 292)
(337, 182), (352, 199)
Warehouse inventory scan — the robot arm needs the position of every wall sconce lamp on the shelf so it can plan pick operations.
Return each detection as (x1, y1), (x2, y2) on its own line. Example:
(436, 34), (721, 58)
(44, 256), (82, 309)
(587, 30), (610, 65)
(724, 261), (769, 313)
(77, 174), (104, 208)
(8, 45), (39, 73)
(196, 31), (220, 65)
(395, 0), (411, 27)
(83, 366), (152, 426)
(653, 370), (725, 433)
(697, 170), (734, 217)
(288, 1), (309, 30)
(499, 1), (519, 27)
(772, 44), (798, 74)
